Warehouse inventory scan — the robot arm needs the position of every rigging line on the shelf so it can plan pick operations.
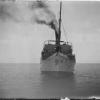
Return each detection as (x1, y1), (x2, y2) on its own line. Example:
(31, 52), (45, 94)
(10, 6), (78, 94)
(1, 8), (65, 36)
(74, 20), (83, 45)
(61, 21), (68, 42)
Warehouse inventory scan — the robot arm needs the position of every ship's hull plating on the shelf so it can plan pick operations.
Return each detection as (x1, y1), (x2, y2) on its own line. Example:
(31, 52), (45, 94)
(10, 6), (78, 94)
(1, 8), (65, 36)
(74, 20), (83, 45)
(40, 52), (75, 73)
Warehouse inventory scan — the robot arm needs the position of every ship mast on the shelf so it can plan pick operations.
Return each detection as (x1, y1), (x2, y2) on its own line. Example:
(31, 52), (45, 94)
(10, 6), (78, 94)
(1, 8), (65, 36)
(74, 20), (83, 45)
(56, 1), (62, 52)
(58, 1), (62, 45)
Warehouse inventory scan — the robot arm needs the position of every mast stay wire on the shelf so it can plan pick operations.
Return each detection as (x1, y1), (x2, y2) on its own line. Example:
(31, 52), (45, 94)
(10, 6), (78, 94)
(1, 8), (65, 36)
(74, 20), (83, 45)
(61, 21), (68, 42)
(56, 1), (70, 43)
(56, 1), (69, 43)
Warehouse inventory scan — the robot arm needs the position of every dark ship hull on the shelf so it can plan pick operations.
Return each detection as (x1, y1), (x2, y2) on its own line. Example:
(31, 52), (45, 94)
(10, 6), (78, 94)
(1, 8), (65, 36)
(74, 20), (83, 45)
(40, 41), (76, 72)
(40, 52), (75, 72)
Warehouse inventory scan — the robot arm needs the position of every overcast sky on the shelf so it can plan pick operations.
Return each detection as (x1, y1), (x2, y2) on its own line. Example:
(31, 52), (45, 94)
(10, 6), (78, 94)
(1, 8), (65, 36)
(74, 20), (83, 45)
(0, 0), (100, 63)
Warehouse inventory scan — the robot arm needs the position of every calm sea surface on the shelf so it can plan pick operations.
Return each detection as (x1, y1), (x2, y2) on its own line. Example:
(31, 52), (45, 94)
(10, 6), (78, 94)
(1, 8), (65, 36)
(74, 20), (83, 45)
(0, 63), (100, 98)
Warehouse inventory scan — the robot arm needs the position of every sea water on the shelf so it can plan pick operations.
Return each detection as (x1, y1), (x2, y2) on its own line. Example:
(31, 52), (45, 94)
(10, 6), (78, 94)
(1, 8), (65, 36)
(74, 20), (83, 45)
(0, 63), (100, 98)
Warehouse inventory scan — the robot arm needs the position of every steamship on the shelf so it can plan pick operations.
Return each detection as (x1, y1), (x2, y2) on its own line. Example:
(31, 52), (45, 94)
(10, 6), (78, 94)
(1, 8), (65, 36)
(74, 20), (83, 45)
(40, 2), (76, 72)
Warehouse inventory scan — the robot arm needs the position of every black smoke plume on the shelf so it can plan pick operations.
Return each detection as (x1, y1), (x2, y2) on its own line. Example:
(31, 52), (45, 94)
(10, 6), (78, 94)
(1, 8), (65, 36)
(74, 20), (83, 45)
(0, 0), (19, 22)
(29, 0), (59, 34)
(0, 0), (59, 34)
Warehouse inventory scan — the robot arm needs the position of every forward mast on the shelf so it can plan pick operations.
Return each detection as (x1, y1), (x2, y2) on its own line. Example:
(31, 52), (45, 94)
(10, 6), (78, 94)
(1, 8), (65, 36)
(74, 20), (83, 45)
(56, 1), (62, 52)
